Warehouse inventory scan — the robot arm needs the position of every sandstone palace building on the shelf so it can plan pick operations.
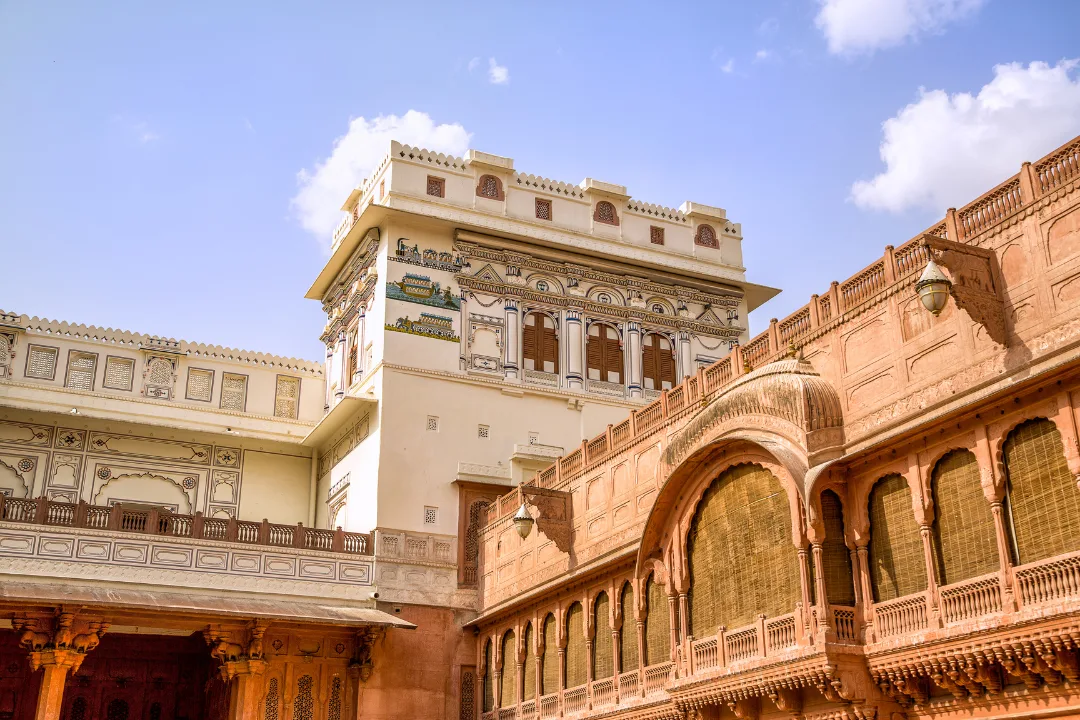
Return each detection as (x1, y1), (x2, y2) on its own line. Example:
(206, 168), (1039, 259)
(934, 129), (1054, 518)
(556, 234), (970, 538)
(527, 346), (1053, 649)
(1, 134), (1079, 720)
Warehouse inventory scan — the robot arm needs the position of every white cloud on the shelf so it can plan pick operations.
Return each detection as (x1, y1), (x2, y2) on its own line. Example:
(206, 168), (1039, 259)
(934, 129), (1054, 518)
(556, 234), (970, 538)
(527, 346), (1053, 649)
(292, 111), (471, 240)
(815, 0), (985, 55)
(488, 58), (510, 85)
(467, 57), (481, 72)
(720, 58), (736, 74)
(758, 17), (779, 36)
(112, 115), (159, 144)
(754, 49), (774, 63)
(851, 60), (1080, 213)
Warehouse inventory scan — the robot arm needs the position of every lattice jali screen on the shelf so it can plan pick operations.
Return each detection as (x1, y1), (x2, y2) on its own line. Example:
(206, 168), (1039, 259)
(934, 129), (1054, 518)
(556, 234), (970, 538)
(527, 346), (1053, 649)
(522, 623), (535, 701)
(593, 592), (613, 679)
(500, 630), (516, 707)
(66, 352), (96, 391)
(275, 375), (301, 419)
(565, 603), (586, 689)
(821, 489), (856, 605)
(186, 368), (213, 402)
(1004, 418), (1080, 564)
(483, 640), (494, 712)
(644, 576), (669, 666)
(541, 614), (557, 696)
(294, 675), (314, 720)
(26, 345), (58, 380)
(619, 583), (638, 672)
(869, 474), (927, 602)
(220, 373), (248, 411)
(104, 357), (135, 391)
(328, 676), (342, 720)
(264, 678), (279, 720)
(931, 449), (999, 585)
(460, 669), (476, 720)
(688, 463), (800, 634)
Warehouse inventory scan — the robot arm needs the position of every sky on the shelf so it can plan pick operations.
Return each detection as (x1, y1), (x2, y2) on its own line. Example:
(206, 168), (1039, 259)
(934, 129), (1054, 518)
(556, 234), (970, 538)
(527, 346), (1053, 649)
(1, 0), (1078, 363)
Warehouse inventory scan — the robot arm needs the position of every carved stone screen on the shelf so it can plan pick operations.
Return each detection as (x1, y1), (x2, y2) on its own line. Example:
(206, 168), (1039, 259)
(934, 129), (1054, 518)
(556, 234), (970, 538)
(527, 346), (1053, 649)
(65, 351), (97, 391)
(26, 345), (58, 380)
(103, 357), (135, 391)
(220, 372), (248, 411)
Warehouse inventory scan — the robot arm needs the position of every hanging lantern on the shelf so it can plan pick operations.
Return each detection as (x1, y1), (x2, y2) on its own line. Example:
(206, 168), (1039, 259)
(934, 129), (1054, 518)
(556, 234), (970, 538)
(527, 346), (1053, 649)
(513, 503), (535, 540)
(915, 258), (952, 316)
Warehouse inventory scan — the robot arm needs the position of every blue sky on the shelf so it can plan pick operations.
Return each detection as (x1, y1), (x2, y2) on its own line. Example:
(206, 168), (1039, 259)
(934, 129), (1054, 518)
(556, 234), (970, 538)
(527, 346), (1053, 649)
(1, 0), (1078, 362)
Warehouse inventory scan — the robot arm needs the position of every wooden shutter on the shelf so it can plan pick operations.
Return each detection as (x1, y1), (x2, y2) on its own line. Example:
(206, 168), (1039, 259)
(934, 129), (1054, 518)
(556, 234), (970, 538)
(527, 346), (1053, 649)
(931, 449), (999, 585)
(604, 327), (623, 384)
(522, 623), (535, 701)
(586, 328), (602, 380)
(868, 474), (927, 602)
(659, 338), (676, 388)
(593, 593), (612, 680)
(644, 576), (669, 666)
(1004, 418), (1080, 564)
(523, 314), (538, 370)
(642, 334), (658, 390)
(542, 319), (558, 373)
(541, 615), (557, 697)
(565, 603), (586, 689)
(821, 490), (856, 606)
(500, 630), (516, 707)
(618, 584), (638, 673)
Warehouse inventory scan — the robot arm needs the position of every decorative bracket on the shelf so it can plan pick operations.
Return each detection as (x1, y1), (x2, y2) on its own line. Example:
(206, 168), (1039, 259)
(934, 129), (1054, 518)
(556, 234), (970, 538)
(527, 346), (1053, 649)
(351, 627), (386, 682)
(520, 485), (573, 553)
(922, 234), (1008, 346)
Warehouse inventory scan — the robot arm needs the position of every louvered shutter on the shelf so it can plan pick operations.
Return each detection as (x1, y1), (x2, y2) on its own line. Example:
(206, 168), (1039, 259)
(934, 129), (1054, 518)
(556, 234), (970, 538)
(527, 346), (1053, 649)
(604, 329), (623, 384)
(642, 335), (657, 390)
(523, 315), (538, 371)
(542, 321), (558, 373)
(659, 339), (676, 388)
(586, 331), (602, 380)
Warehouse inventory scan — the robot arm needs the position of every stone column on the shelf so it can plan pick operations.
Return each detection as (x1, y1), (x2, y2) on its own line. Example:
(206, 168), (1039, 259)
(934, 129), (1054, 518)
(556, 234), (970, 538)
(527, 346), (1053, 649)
(459, 292), (469, 371)
(354, 311), (366, 382)
(919, 524), (942, 626)
(855, 544), (874, 642)
(31, 652), (81, 720)
(220, 660), (268, 720)
(677, 330), (693, 381)
(990, 501), (1018, 611)
(565, 310), (584, 391)
(504, 299), (520, 380)
(324, 343), (334, 410)
(810, 543), (832, 638)
(335, 331), (348, 399)
(626, 322), (642, 398)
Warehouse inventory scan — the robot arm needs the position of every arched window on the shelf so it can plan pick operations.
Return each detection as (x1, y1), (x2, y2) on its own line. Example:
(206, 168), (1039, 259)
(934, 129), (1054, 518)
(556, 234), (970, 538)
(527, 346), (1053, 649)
(592, 592), (612, 680)
(483, 639), (494, 712)
(541, 614), (557, 697)
(868, 474), (927, 602)
(820, 489), (855, 606)
(931, 449), (999, 585)
(644, 575), (669, 666)
(695, 224), (719, 248)
(477, 174), (504, 200)
(500, 629), (516, 708)
(594, 201), (619, 226)
(618, 583), (637, 673)
(1004, 418), (1080, 564)
(106, 700), (129, 720)
(522, 623), (535, 701)
(688, 463), (800, 636)
(523, 313), (558, 374)
(587, 323), (623, 384)
(642, 333), (676, 391)
(564, 603), (586, 689)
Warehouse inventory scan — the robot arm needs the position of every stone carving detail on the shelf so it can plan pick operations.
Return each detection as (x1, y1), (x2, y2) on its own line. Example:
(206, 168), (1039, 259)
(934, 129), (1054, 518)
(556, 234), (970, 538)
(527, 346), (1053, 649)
(13, 612), (109, 673)
(520, 486), (573, 553)
(924, 235), (1007, 346)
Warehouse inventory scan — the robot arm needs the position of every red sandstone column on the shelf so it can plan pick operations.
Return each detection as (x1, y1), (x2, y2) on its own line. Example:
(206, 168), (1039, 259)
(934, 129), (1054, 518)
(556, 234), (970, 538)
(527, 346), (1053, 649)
(221, 660), (268, 720)
(31, 653), (80, 720)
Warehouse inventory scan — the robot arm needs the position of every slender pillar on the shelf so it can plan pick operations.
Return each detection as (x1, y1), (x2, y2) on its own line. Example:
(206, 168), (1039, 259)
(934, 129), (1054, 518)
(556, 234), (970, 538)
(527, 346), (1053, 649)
(224, 662), (267, 720)
(565, 310), (584, 390)
(919, 525), (942, 626)
(856, 544), (874, 642)
(335, 331), (347, 399)
(810, 543), (832, 637)
(324, 343), (334, 410)
(667, 596), (678, 664)
(504, 300), (519, 380)
(354, 311), (366, 383)
(31, 654), (79, 720)
(627, 322), (642, 398)
(459, 292), (469, 371)
(990, 502), (1018, 610)
(677, 331), (693, 381)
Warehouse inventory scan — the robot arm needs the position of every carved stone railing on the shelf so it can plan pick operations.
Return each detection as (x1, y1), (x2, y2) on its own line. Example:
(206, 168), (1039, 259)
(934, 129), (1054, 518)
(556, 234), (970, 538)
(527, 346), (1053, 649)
(873, 593), (928, 639)
(617, 670), (639, 701)
(957, 177), (1023, 239)
(498, 706), (517, 720)
(840, 261), (886, 309)
(643, 662), (675, 696)
(1035, 137), (1080, 194)
(519, 700), (536, 720)
(590, 678), (615, 708)
(832, 605), (857, 642)
(939, 573), (1003, 624)
(1015, 551), (1080, 607)
(0, 495), (372, 555)
(724, 625), (759, 664)
(562, 685), (587, 714)
(538, 694), (559, 719)
(691, 636), (719, 673)
(764, 613), (797, 653)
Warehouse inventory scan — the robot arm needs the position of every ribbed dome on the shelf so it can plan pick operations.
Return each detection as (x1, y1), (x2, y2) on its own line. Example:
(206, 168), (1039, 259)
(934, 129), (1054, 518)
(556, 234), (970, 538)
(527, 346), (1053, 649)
(665, 355), (843, 465)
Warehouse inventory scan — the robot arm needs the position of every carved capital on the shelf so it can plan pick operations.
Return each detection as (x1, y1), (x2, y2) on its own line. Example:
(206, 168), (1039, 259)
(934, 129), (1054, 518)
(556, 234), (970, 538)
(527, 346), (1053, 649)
(14, 611), (109, 673)
(351, 627), (386, 683)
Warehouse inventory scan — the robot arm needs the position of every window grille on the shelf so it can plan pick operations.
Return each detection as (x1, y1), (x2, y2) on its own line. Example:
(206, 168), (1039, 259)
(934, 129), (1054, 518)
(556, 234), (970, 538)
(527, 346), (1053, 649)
(460, 670), (476, 720)
(594, 201), (617, 225)
(186, 368), (214, 402)
(478, 425), (490, 439)
(426, 175), (445, 198)
(425, 506), (438, 525)
(294, 676), (314, 720)
(930, 449), (999, 584)
(103, 357), (135, 391)
(535, 198), (552, 221)
(619, 583), (638, 672)
(427, 415), (440, 432)
(650, 226), (665, 245)
(541, 614), (557, 696)
(483, 640), (494, 712)
(695, 224), (719, 248)
(821, 489), (856, 605)
(65, 351), (97, 391)
(220, 373), (248, 411)
(644, 576), (669, 666)
(522, 623), (535, 701)
(564, 603), (586, 689)
(478, 175), (501, 199)
(274, 375), (301, 419)
(26, 345), (58, 380)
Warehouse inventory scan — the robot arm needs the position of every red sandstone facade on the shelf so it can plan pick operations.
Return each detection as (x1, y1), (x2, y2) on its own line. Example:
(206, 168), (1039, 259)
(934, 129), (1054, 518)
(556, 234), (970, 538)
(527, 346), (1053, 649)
(471, 136), (1080, 720)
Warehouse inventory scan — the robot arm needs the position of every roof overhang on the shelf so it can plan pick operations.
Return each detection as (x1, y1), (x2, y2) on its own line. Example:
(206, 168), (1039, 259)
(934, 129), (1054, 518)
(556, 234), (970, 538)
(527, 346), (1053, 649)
(302, 395), (377, 448)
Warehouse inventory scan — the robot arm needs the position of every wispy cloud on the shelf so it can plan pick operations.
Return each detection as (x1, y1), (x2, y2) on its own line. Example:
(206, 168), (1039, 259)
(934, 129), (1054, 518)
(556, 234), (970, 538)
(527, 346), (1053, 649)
(112, 115), (159, 144)
(815, 0), (986, 55)
(468, 57), (481, 72)
(754, 49), (775, 63)
(488, 58), (510, 85)
(292, 110), (471, 241)
(851, 60), (1080, 212)
(244, 118), (254, 132)
(758, 17), (779, 36)
(720, 58), (736, 74)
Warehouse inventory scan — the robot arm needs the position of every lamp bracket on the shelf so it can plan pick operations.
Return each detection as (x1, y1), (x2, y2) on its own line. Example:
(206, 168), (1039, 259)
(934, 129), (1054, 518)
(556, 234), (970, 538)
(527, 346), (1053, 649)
(922, 234), (1008, 347)
(519, 485), (573, 553)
